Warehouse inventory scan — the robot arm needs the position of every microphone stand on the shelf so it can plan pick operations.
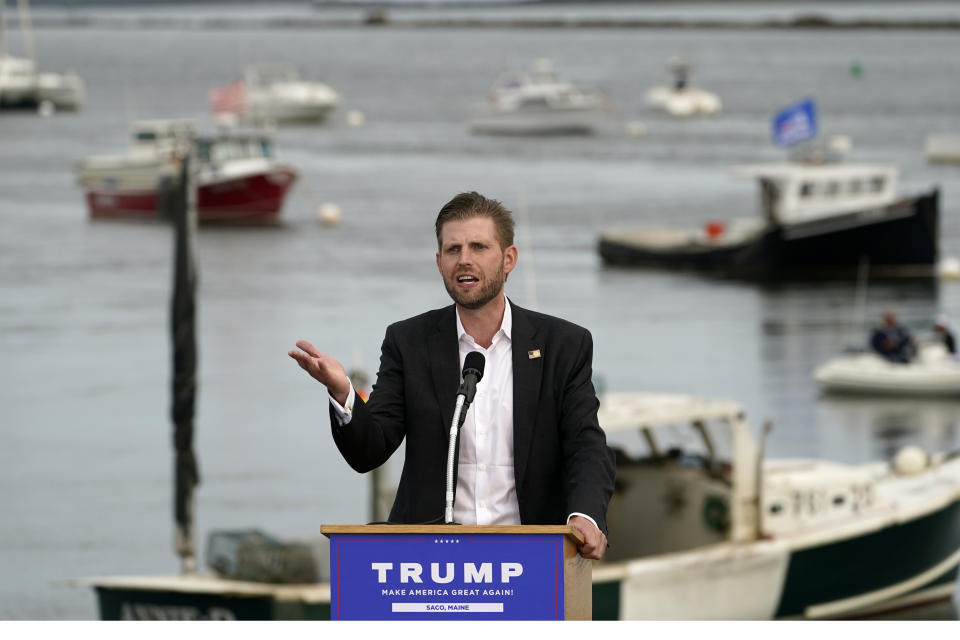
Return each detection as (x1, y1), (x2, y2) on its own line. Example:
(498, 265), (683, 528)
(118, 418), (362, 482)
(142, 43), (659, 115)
(444, 395), (469, 524)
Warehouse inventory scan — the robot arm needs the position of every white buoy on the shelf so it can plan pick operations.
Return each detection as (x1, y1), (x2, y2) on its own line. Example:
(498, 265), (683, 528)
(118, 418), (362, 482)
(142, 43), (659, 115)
(893, 446), (928, 476)
(38, 100), (55, 117)
(317, 202), (343, 227)
(625, 121), (646, 138)
(939, 256), (960, 280)
(345, 110), (365, 127)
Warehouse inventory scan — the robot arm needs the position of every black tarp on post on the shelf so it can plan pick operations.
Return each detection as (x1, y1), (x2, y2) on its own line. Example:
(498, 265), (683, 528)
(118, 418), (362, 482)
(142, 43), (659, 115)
(167, 152), (200, 574)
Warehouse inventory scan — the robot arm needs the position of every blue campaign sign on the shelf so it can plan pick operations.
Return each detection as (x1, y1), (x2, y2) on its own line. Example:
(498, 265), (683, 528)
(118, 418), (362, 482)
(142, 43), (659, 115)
(772, 99), (817, 146)
(328, 533), (566, 620)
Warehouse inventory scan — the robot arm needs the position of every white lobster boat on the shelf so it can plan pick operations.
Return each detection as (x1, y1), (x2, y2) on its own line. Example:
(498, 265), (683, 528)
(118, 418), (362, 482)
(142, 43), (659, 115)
(591, 391), (960, 619)
(75, 119), (298, 225)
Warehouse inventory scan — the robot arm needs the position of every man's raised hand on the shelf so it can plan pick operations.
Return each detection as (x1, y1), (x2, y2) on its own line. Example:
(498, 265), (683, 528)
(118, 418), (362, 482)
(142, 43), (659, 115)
(288, 340), (351, 405)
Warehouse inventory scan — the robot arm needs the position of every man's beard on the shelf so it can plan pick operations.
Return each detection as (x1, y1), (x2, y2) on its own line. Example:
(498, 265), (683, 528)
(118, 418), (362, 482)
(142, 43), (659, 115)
(444, 260), (506, 310)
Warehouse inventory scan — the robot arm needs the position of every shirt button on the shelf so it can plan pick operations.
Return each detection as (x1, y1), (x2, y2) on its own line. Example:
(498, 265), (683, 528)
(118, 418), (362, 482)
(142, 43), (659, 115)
(479, 500), (486, 508)
(478, 429), (485, 437)
(478, 464), (486, 472)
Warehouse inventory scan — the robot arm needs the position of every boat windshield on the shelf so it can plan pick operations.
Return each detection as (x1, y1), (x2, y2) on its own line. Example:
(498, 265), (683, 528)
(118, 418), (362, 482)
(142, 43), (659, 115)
(604, 415), (735, 465)
(248, 64), (299, 86)
(195, 137), (272, 164)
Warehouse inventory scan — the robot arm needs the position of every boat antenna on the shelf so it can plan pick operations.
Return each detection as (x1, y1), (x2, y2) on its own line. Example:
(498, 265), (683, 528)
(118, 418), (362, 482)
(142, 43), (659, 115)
(1, 1), (6, 56)
(517, 187), (538, 311)
(850, 256), (870, 347)
(169, 143), (200, 574)
(16, 0), (34, 62)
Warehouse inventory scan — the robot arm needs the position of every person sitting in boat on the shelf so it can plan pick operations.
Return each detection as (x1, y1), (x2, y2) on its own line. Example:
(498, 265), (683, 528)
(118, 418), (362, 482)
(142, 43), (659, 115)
(934, 314), (956, 355)
(870, 311), (916, 363)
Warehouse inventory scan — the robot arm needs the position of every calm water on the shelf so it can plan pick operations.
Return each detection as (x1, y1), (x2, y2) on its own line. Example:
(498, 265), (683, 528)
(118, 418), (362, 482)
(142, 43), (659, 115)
(4, 2), (960, 620)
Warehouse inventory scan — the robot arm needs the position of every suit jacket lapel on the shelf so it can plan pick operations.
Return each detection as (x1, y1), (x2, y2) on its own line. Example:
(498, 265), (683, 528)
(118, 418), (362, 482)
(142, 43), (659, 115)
(510, 300), (542, 493)
(429, 305), (460, 435)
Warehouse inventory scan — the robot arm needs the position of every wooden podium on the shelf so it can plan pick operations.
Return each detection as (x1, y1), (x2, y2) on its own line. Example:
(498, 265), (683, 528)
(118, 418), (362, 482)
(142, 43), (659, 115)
(321, 525), (592, 620)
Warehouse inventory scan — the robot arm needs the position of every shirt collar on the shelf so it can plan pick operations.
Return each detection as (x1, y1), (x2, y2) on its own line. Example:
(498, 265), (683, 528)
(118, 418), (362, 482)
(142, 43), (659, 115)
(456, 297), (513, 345)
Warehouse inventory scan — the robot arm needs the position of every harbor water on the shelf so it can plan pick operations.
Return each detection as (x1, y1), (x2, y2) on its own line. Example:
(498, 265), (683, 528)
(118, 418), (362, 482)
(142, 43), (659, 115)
(3, 1), (960, 619)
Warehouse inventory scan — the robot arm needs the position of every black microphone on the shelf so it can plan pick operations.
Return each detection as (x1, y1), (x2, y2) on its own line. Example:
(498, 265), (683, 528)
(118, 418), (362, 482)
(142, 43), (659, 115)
(457, 351), (485, 407)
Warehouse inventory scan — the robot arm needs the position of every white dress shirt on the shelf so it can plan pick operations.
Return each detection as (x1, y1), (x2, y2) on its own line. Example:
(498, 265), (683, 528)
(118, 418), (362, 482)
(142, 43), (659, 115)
(327, 300), (598, 531)
(453, 301), (521, 525)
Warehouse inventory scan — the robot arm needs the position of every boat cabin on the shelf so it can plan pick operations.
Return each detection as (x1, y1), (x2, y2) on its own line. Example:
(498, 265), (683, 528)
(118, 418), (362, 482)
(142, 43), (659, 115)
(128, 119), (196, 154)
(598, 391), (895, 563)
(243, 62), (302, 89)
(598, 392), (760, 562)
(731, 162), (899, 227)
(194, 134), (274, 166)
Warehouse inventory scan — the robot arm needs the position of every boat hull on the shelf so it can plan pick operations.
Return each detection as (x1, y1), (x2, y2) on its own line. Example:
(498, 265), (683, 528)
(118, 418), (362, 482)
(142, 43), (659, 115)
(238, 102), (336, 124)
(90, 575), (330, 621)
(84, 168), (297, 225)
(814, 355), (960, 397)
(470, 105), (606, 135)
(592, 496), (960, 620)
(599, 190), (940, 279)
(776, 498), (960, 618)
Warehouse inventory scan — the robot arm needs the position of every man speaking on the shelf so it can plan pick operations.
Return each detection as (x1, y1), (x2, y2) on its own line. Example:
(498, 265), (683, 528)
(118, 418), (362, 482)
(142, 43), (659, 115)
(289, 192), (615, 559)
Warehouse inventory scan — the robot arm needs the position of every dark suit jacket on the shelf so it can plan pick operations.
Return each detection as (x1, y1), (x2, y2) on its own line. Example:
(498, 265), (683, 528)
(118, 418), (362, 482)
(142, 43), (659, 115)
(329, 299), (616, 533)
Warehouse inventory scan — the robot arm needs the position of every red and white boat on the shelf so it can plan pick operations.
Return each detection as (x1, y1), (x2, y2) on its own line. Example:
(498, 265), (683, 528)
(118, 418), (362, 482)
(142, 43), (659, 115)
(75, 119), (298, 225)
(209, 62), (340, 126)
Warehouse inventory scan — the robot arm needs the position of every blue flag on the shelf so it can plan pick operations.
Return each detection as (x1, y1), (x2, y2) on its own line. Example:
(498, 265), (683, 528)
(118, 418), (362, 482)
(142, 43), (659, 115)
(772, 99), (817, 146)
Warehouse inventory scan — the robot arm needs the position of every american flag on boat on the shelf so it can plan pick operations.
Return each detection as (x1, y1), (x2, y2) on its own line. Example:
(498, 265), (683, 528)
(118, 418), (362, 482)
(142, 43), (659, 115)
(208, 80), (246, 116)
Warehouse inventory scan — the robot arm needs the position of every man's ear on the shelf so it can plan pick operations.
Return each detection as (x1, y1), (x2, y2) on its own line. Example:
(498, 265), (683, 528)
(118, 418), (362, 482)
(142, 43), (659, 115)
(503, 245), (518, 275)
(436, 251), (441, 272)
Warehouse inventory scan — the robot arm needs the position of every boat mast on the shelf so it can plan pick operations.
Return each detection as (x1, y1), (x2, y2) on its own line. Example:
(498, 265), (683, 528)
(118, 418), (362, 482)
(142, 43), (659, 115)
(16, 0), (34, 62)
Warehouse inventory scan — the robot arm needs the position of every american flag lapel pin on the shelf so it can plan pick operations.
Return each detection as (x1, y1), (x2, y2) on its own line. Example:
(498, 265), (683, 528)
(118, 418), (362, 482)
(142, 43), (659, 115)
(528, 349), (542, 359)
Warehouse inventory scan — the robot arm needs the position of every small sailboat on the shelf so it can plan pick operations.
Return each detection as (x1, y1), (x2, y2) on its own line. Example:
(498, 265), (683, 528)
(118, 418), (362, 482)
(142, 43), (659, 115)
(0, 0), (83, 111)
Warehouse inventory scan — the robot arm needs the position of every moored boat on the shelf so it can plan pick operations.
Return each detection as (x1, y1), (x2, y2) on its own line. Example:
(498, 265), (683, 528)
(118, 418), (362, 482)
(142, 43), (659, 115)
(814, 342), (960, 397)
(209, 62), (341, 125)
(75, 120), (298, 225)
(645, 57), (721, 118)
(469, 58), (613, 136)
(591, 391), (960, 619)
(0, 0), (84, 111)
(598, 145), (940, 280)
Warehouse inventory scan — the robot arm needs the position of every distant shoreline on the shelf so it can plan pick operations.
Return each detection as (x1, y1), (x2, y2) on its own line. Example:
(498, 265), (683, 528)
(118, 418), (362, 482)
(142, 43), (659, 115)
(10, 15), (960, 30)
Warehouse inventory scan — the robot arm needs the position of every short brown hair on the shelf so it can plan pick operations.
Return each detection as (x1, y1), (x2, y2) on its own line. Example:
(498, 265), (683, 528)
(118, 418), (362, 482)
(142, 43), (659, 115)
(435, 191), (515, 250)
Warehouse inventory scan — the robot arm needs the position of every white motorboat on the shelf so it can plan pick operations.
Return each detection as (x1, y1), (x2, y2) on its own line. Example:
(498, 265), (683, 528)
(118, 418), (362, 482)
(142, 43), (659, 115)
(469, 58), (613, 135)
(814, 342), (960, 397)
(592, 391), (960, 619)
(645, 57), (721, 118)
(209, 62), (341, 125)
